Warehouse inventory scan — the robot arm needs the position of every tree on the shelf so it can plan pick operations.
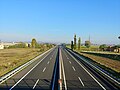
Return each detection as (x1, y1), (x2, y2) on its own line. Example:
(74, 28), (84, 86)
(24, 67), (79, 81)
(99, 44), (107, 51)
(74, 34), (77, 50)
(31, 38), (37, 48)
(85, 41), (90, 48)
(78, 37), (81, 50)
(8, 43), (26, 48)
(71, 41), (74, 50)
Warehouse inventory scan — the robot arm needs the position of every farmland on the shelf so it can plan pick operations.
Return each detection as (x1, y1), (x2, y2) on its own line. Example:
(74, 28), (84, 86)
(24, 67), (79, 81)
(0, 48), (50, 76)
(66, 45), (120, 73)
(80, 52), (120, 73)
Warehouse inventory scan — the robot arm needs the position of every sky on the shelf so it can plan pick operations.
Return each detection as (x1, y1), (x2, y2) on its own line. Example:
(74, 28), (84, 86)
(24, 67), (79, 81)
(0, 0), (120, 44)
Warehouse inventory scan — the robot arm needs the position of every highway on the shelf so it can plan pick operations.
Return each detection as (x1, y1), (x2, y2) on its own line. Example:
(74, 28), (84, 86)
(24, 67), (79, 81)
(0, 45), (120, 90)
(0, 47), (58, 90)
(60, 46), (112, 90)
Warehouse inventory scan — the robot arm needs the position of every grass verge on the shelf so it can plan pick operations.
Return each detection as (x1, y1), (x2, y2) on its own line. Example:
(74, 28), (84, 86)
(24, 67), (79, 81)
(73, 49), (120, 78)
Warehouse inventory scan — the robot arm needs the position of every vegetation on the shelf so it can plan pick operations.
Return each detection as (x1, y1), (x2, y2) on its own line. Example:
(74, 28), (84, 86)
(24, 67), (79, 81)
(8, 43), (27, 48)
(78, 37), (81, 50)
(81, 51), (120, 61)
(74, 34), (77, 50)
(71, 41), (74, 50)
(0, 42), (54, 76)
(99, 44), (107, 51)
(79, 53), (120, 78)
(80, 53), (120, 73)
(85, 41), (91, 48)
(67, 44), (99, 51)
(0, 48), (42, 76)
(31, 38), (37, 48)
(68, 34), (120, 78)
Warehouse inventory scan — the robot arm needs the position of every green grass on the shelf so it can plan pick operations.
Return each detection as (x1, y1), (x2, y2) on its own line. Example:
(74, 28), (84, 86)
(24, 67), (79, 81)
(66, 45), (99, 51)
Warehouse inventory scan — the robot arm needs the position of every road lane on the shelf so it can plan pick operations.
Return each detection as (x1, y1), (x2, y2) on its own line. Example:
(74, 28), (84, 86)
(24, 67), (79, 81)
(61, 47), (106, 90)
(0, 45), (119, 90)
(0, 47), (58, 90)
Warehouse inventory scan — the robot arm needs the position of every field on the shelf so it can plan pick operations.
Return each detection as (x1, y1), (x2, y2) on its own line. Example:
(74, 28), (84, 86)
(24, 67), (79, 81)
(66, 45), (99, 51)
(0, 48), (49, 77)
(66, 45), (120, 73)
(80, 53), (120, 73)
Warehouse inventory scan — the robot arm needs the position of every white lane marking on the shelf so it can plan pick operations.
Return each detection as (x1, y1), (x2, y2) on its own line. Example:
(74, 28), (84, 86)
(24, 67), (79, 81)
(66, 50), (106, 90)
(72, 66), (76, 71)
(69, 61), (71, 64)
(47, 61), (50, 64)
(61, 49), (67, 90)
(9, 49), (53, 90)
(77, 54), (120, 85)
(33, 79), (39, 89)
(63, 51), (69, 60)
(42, 67), (46, 72)
(0, 48), (54, 85)
(78, 77), (84, 86)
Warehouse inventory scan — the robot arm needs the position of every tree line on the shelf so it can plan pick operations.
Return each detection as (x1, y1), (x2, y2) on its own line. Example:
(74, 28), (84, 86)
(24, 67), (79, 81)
(7, 38), (54, 49)
(71, 34), (91, 50)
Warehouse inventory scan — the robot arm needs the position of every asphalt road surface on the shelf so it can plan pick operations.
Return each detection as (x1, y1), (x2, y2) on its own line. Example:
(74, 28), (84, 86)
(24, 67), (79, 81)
(0, 46), (119, 90)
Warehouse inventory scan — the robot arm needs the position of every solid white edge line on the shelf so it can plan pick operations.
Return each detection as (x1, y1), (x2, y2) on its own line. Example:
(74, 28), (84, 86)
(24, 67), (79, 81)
(78, 77), (85, 86)
(9, 48), (53, 90)
(33, 79), (39, 89)
(61, 49), (67, 90)
(0, 48), (54, 85)
(65, 49), (106, 90)
(74, 52), (120, 85)
(42, 67), (46, 72)
(72, 66), (76, 71)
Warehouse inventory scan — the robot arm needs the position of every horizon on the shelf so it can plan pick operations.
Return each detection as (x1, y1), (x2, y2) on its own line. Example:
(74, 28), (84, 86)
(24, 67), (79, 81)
(0, 0), (120, 44)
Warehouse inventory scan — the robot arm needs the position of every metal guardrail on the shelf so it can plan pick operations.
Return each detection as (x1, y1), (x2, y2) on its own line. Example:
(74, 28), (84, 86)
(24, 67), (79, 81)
(0, 48), (53, 84)
(68, 49), (120, 86)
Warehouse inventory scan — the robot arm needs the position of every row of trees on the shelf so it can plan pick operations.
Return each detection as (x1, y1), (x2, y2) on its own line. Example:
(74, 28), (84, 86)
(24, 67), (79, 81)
(71, 34), (91, 50)
(99, 44), (120, 53)
(8, 38), (54, 49)
(71, 34), (81, 50)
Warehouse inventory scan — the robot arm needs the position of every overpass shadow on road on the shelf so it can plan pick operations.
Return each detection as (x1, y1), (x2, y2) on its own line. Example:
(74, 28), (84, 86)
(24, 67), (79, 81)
(0, 78), (51, 90)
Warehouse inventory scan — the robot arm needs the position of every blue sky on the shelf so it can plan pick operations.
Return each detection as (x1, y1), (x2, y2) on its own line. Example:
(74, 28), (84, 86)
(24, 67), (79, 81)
(0, 0), (120, 44)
